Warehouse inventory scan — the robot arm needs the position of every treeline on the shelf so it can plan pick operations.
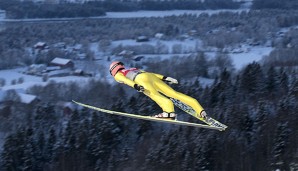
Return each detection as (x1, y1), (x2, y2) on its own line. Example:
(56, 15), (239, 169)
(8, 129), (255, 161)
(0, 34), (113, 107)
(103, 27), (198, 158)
(0, 0), (240, 19)
(0, 0), (106, 19)
(1, 60), (297, 170)
(252, 0), (298, 10)
(137, 0), (239, 10)
(2, 0), (298, 19)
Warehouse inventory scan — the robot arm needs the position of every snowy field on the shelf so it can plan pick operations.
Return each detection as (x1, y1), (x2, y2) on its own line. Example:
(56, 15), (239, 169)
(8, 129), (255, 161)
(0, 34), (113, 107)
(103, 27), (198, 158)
(103, 9), (249, 18)
(0, 68), (91, 91)
(229, 46), (273, 70)
(111, 38), (273, 70)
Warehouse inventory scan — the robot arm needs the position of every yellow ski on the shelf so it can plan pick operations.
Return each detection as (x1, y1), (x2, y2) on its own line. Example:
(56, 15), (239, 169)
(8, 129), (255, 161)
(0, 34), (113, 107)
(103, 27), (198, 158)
(72, 100), (224, 131)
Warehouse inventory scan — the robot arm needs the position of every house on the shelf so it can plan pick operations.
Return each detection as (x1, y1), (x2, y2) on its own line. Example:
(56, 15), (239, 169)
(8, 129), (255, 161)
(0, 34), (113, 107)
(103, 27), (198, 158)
(188, 30), (198, 36)
(50, 57), (74, 69)
(118, 50), (135, 58)
(133, 55), (144, 61)
(136, 36), (149, 42)
(53, 42), (66, 49)
(18, 93), (39, 105)
(0, 90), (39, 105)
(77, 53), (87, 60)
(56, 101), (77, 116)
(155, 33), (165, 40)
(26, 64), (47, 75)
(73, 69), (84, 76)
(34, 42), (48, 50)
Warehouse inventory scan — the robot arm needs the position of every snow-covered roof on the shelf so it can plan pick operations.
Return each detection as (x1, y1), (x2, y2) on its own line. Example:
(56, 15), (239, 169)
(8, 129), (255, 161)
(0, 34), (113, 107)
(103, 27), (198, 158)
(18, 93), (38, 104)
(34, 42), (47, 48)
(0, 90), (37, 104)
(51, 57), (72, 65)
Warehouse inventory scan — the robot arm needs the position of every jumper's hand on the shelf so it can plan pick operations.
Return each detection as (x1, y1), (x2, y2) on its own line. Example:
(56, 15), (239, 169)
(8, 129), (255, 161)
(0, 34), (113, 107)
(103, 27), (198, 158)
(134, 84), (145, 92)
(164, 77), (178, 84)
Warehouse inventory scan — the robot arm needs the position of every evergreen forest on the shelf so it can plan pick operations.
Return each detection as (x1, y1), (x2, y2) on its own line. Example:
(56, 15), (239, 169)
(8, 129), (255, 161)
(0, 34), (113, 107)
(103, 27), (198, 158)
(0, 1), (298, 171)
(1, 60), (297, 171)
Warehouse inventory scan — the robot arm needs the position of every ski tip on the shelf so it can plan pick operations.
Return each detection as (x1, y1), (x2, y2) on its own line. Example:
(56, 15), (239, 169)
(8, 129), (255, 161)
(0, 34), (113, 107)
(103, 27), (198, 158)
(219, 126), (228, 131)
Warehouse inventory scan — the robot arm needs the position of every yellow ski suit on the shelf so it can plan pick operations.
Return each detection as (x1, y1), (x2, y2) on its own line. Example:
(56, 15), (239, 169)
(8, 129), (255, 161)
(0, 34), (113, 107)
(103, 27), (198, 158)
(114, 68), (204, 115)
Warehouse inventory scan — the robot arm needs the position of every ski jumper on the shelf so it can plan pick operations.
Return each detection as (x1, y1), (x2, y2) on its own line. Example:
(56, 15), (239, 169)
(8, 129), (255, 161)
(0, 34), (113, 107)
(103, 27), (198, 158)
(113, 68), (205, 115)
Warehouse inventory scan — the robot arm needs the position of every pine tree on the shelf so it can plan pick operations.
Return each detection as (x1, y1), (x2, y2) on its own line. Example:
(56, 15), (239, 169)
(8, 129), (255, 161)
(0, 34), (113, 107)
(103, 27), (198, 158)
(35, 130), (45, 170)
(240, 62), (265, 100)
(77, 117), (90, 151)
(278, 67), (289, 96)
(265, 66), (278, 99)
(22, 128), (35, 171)
(254, 101), (270, 135)
(2, 134), (18, 170)
(194, 52), (209, 77)
(289, 80), (298, 98)
(46, 127), (57, 163)
(271, 122), (291, 171)
(2, 128), (26, 170)
(253, 100), (271, 169)
(34, 103), (58, 131)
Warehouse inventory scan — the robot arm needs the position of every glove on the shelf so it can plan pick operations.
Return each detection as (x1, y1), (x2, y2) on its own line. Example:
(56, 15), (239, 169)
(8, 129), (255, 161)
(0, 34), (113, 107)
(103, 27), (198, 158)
(134, 84), (145, 92)
(163, 76), (178, 84)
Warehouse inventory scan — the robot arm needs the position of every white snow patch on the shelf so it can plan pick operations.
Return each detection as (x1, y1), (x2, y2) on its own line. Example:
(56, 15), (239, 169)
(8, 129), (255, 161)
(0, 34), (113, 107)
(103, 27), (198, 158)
(104, 9), (249, 18)
(0, 67), (92, 95)
(229, 46), (273, 70)
(51, 57), (72, 65)
(18, 93), (37, 104)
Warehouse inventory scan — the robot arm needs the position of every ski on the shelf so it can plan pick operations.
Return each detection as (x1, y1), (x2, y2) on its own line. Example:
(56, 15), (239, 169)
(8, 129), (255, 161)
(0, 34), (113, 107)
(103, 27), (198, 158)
(72, 100), (224, 131)
(170, 98), (228, 130)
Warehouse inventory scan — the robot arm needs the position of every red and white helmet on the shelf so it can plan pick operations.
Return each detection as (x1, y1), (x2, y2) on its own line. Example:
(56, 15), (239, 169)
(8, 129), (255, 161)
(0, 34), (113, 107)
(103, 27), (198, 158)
(109, 61), (125, 76)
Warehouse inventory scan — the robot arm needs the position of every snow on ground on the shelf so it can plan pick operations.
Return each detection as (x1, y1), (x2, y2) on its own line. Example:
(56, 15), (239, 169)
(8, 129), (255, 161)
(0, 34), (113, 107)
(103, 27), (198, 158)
(111, 38), (273, 70)
(104, 9), (249, 19)
(112, 39), (202, 54)
(0, 68), (41, 86)
(229, 46), (273, 70)
(0, 68), (91, 94)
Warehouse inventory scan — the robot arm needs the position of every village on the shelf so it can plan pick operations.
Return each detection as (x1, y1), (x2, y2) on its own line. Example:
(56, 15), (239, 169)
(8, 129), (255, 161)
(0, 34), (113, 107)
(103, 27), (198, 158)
(0, 31), (207, 116)
(24, 31), (206, 78)
(0, 26), (277, 118)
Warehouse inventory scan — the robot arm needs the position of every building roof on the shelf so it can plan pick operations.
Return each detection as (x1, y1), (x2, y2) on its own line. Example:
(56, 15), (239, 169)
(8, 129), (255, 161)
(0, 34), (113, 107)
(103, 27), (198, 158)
(18, 93), (38, 104)
(34, 42), (47, 48)
(51, 57), (72, 65)
(0, 90), (37, 104)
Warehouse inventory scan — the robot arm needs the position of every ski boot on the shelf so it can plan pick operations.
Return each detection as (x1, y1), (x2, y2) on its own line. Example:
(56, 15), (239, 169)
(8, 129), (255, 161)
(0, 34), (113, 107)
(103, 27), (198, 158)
(152, 112), (176, 120)
(199, 110), (208, 119)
